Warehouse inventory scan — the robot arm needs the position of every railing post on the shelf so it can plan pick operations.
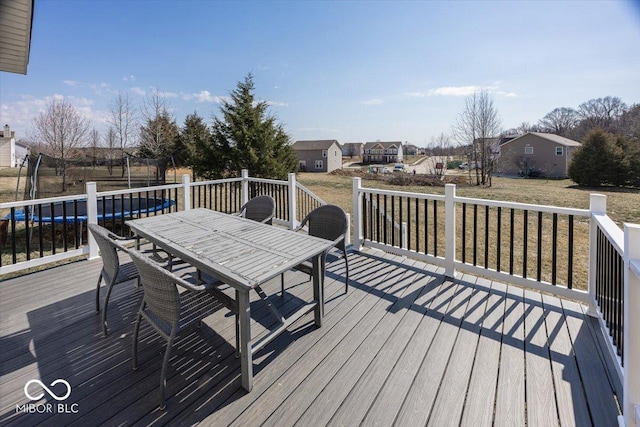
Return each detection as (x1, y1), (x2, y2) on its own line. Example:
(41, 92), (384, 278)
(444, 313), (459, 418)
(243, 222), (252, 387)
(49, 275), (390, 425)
(241, 169), (249, 206)
(86, 182), (99, 259)
(288, 173), (297, 230)
(623, 224), (640, 427)
(401, 222), (408, 250)
(445, 184), (456, 278)
(588, 193), (607, 316)
(352, 177), (362, 251)
(182, 174), (191, 211)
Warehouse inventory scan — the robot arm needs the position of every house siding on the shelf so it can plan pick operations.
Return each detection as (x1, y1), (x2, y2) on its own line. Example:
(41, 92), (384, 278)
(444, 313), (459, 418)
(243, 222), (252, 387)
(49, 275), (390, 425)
(496, 134), (578, 178)
(362, 142), (404, 164)
(294, 142), (342, 173)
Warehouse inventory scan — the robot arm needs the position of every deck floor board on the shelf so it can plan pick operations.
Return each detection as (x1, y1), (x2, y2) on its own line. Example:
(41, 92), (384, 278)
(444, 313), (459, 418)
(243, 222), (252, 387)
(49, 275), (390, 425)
(0, 248), (620, 426)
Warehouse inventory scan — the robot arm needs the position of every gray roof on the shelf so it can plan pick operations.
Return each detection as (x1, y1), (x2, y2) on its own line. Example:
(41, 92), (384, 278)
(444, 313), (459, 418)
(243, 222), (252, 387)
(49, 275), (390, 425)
(0, 0), (34, 74)
(363, 141), (402, 149)
(503, 132), (581, 147)
(292, 140), (340, 151)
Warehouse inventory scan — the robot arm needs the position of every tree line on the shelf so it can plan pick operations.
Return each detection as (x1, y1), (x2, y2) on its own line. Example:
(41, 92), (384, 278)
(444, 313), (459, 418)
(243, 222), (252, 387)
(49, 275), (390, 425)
(26, 74), (297, 191)
(446, 92), (639, 188)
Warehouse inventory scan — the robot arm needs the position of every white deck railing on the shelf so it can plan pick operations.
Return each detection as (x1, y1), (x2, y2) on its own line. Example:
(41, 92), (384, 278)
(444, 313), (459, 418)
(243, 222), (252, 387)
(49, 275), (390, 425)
(0, 171), (317, 275)
(352, 177), (640, 427)
(2, 173), (638, 426)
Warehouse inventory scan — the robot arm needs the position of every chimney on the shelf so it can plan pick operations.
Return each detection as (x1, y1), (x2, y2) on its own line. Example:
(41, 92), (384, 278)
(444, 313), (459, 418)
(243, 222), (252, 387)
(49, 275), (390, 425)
(3, 124), (9, 137)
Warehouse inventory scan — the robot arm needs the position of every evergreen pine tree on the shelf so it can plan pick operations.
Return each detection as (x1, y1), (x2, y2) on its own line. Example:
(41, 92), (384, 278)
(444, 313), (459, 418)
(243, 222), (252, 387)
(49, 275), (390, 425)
(209, 73), (297, 179)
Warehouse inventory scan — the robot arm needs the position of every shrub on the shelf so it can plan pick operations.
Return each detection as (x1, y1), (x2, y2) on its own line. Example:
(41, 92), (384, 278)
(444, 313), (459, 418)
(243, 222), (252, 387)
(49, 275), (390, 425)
(569, 129), (627, 186)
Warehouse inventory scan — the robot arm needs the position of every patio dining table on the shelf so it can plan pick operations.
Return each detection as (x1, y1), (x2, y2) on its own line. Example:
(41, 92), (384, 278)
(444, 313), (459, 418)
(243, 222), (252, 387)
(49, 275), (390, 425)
(126, 208), (334, 391)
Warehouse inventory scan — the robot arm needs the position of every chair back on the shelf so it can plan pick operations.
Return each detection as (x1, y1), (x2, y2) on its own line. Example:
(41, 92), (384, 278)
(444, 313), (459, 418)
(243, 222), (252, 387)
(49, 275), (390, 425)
(302, 205), (348, 250)
(240, 195), (276, 224)
(128, 249), (181, 326)
(88, 224), (122, 284)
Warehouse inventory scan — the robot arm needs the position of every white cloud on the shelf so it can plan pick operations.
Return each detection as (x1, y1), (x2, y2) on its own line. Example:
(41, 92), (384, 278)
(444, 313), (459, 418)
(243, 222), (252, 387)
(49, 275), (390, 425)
(62, 80), (111, 95)
(266, 100), (288, 107)
(0, 95), (108, 137)
(407, 84), (516, 98)
(361, 99), (384, 105)
(122, 75), (136, 82)
(130, 87), (146, 96)
(496, 91), (517, 98)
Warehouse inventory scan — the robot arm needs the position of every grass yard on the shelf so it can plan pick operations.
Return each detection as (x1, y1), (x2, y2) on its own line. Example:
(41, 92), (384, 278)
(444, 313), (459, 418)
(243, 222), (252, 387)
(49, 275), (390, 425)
(297, 172), (640, 226)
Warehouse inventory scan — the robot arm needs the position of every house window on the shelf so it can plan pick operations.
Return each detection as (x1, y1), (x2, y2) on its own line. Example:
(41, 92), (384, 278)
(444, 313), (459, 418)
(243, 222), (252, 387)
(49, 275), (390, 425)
(315, 160), (323, 169)
(322, 150), (327, 158)
(556, 147), (563, 156)
(525, 146), (533, 155)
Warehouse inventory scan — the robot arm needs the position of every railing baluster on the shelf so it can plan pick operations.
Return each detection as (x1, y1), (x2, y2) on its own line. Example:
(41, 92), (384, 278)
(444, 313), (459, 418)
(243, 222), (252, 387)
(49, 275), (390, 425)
(567, 215), (574, 289)
(73, 200), (79, 249)
(38, 205), (43, 258)
(414, 198), (419, 253)
(473, 204), (478, 266)
(496, 206), (502, 272)
(552, 213), (558, 285)
(424, 199), (429, 255)
(509, 208), (515, 275)
(523, 210), (528, 279)
(50, 202), (56, 255)
(384, 195), (388, 245)
(433, 199), (438, 257)
(462, 203), (467, 263)
(484, 205), (489, 269)
(62, 202), (68, 252)
(537, 211), (543, 281)
(390, 195), (394, 247)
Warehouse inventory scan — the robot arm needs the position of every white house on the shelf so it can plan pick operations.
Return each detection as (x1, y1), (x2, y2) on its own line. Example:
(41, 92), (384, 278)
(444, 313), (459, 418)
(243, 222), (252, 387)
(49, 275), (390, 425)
(0, 125), (28, 167)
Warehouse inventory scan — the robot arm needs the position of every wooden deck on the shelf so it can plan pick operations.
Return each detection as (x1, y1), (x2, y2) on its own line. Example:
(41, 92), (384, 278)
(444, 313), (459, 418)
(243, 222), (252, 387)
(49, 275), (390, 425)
(0, 247), (621, 426)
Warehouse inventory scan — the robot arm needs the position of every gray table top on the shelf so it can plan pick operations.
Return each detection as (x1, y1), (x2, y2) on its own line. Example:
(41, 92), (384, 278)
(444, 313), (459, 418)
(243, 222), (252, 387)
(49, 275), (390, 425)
(126, 208), (334, 290)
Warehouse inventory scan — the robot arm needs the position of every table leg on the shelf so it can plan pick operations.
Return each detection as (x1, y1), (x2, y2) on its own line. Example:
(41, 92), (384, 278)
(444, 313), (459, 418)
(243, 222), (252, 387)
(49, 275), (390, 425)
(238, 288), (253, 391)
(313, 253), (324, 327)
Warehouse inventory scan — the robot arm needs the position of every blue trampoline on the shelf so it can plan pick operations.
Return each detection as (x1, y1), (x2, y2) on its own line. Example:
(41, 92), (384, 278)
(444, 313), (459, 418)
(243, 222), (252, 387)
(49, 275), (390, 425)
(8, 197), (176, 223)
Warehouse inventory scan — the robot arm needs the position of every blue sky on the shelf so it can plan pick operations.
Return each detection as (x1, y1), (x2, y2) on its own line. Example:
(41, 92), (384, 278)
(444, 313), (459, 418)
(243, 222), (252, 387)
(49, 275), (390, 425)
(1, 0), (639, 146)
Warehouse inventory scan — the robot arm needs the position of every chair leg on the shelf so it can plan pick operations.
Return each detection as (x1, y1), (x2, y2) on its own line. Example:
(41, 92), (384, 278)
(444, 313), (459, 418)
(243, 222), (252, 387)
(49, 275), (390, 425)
(280, 274), (285, 297)
(95, 272), (103, 313)
(132, 308), (144, 371)
(159, 335), (175, 411)
(101, 280), (116, 337)
(343, 249), (350, 294)
(235, 313), (240, 358)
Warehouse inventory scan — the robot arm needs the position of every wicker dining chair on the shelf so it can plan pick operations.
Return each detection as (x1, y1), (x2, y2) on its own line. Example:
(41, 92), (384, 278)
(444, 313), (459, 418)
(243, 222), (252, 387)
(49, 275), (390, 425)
(238, 195), (276, 224)
(128, 248), (237, 410)
(281, 204), (350, 295)
(88, 223), (141, 337)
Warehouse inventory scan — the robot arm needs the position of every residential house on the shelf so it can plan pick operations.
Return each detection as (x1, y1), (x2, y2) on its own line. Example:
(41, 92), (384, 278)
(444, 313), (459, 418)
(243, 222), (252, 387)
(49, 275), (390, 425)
(495, 132), (581, 178)
(292, 140), (342, 173)
(404, 144), (419, 155)
(342, 142), (364, 158)
(363, 141), (403, 164)
(0, 125), (28, 167)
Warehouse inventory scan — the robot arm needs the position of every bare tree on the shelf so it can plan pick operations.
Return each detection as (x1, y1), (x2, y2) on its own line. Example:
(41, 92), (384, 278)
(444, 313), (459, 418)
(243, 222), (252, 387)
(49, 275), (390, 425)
(577, 96), (627, 130)
(426, 133), (450, 176)
(108, 91), (137, 177)
(139, 89), (179, 183)
(30, 98), (90, 191)
(537, 107), (578, 137)
(105, 127), (118, 175)
(88, 128), (101, 170)
(452, 90), (502, 186)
